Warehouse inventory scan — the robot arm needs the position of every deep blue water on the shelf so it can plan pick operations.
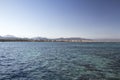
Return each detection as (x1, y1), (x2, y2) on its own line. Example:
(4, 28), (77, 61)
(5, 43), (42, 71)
(0, 42), (120, 80)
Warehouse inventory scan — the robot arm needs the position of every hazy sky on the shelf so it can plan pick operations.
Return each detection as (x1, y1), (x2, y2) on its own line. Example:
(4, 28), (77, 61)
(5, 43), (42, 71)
(0, 0), (120, 38)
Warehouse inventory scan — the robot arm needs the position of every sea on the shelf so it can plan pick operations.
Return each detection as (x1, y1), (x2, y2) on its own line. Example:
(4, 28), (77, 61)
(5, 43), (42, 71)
(0, 42), (120, 80)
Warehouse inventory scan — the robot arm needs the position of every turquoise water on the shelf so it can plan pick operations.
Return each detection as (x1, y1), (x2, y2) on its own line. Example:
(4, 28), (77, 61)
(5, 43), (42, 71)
(0, 42), (120, 80)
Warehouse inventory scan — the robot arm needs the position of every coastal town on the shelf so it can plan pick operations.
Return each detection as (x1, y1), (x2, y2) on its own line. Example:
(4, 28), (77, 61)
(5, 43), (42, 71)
(0, 35), (93, 42)
(0, 35), (120, 42)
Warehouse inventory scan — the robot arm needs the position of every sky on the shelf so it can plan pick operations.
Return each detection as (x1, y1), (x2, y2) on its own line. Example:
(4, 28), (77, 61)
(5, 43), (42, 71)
(0, 0), (120, 39)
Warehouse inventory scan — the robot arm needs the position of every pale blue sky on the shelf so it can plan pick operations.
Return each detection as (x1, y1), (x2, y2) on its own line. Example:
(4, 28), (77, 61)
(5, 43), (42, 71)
(0, 0), (120, 38)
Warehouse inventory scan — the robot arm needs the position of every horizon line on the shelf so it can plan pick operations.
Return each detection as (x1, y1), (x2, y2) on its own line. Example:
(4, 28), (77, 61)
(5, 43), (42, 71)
(0, 35), (120, 40)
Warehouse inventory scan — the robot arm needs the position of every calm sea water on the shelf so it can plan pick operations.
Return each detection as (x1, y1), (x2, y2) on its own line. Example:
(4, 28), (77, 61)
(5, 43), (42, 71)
(0, 42), (120, 80)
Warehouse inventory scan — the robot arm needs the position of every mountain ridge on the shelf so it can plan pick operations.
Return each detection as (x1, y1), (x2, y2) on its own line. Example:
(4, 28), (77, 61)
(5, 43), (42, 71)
(0, 35), (120, 42)
(0, 35), (92, 42)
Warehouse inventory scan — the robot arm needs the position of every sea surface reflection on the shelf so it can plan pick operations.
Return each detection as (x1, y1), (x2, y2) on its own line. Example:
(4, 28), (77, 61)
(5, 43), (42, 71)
(0, 42), (120, 80)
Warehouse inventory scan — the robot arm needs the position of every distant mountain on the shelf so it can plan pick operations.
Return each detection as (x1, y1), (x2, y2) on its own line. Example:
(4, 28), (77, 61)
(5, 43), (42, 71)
(0, 35), (92, 42)
(3, 35), (18, 39)
(0, 35), (120, 42)
(4, 35), (16, 37)
(0, 35), (19, 40)
(32, 37), (48, 40)
(55, 37), (88, 40)
(0, 36), (2, 38)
